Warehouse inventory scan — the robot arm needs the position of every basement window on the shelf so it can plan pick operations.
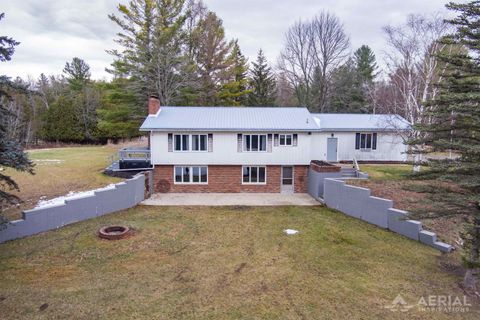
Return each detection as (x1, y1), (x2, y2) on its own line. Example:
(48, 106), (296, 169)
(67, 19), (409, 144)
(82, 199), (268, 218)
(242, 166), (266, 184)
(174, 166), (208, 184)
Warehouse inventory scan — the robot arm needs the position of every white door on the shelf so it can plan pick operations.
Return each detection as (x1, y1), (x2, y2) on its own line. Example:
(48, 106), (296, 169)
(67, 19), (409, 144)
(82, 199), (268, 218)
(327, 138), (338, 162)
(281, 166), (294, 193)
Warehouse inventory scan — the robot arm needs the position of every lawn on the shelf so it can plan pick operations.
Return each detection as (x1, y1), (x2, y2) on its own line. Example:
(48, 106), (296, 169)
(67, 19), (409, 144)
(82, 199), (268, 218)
(0, 205), (478, 319)
(2, 146), (122, 220)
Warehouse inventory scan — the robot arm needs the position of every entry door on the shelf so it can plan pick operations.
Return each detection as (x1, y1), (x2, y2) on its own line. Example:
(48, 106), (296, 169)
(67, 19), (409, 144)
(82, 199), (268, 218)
(327, 138), (338, 162)
(281, 166), (294, 193)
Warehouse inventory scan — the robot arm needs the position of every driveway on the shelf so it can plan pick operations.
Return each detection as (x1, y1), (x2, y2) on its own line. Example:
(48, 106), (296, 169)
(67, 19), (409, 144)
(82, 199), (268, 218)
(141, 193), (320, 206)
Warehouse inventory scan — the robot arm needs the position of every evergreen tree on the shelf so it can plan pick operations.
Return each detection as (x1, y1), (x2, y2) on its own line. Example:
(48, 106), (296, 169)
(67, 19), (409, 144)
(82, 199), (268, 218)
(0, 13), (34, 220)
(63, 57), (91, 90)
(40, 96), (84, 142)
(328, 58), (366, 113)
(63, 58), (99, 141)
(96, 79), (141, 141)
(194, 11), (233, 105)
(353, 45), (378, 84)
(410, 1), (480, 291)
(219, 40), (250, 106)
(108, 0), (190, 106)
(248, 49), (276, 106)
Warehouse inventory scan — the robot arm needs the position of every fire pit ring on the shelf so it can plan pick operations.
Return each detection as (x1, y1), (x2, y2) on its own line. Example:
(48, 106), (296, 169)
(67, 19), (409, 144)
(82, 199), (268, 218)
(98, 225), (131, 240)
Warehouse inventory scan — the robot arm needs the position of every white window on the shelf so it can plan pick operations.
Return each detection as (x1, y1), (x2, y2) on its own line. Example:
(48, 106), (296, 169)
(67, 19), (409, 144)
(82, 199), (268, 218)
(174, 134), (189, 151)
(279, 134), (293, 146)
(355, 133), (377, 151)
(174, 166), (208, 184)
(174, 134), (208, 152)
(192, 134), (207, 151)
(242, 166), (266, 184)
(243, 134), (267, 152)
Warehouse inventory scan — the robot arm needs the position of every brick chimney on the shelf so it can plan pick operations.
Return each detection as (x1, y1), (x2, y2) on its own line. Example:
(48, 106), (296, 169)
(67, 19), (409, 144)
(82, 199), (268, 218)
(148, 95), (160, 115)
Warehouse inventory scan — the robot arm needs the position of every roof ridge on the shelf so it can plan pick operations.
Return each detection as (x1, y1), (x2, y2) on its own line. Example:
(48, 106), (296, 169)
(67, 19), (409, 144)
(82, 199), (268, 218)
(161, 106), (309, 109)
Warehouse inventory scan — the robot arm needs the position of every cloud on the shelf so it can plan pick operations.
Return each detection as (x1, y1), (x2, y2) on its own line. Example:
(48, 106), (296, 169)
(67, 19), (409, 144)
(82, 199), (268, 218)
(1, 0), (450, 80)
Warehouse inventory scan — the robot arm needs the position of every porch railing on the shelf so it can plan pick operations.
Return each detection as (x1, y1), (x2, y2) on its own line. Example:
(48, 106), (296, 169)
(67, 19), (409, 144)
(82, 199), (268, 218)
(118, 148), (151, 161)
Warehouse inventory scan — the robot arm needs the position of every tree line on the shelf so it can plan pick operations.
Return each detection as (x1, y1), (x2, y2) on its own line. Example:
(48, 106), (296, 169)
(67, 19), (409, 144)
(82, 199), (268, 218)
(1, 0), (480, 293)
(1, 0), (447, 145)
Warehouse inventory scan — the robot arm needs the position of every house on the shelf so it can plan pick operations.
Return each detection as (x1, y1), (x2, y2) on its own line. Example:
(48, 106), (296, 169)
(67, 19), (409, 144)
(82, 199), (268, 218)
(140, 96), (410, 193)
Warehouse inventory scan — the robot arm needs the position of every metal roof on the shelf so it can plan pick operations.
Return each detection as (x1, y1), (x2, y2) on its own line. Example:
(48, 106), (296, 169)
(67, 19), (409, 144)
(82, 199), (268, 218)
(139, 106), (411, 132)
(140, 106), (320, 132)
(311, 113), (411, 132)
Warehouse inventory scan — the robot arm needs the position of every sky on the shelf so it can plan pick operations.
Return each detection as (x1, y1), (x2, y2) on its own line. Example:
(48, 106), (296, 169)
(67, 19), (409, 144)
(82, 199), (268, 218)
(1, 0), (452, 81)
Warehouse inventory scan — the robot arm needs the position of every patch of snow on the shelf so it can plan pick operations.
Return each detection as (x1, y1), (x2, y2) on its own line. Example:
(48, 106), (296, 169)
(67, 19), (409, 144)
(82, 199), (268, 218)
(284, 229), (299, 235)
(35, 184), (116, 208)
(34, 159), (65, 166)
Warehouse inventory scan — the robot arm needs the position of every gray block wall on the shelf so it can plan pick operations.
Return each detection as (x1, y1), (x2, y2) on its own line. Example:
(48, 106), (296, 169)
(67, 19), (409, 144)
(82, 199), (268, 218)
(308, 169), (342, 199)
(323, 178), (453, 253)
(0, 173), (147, 244)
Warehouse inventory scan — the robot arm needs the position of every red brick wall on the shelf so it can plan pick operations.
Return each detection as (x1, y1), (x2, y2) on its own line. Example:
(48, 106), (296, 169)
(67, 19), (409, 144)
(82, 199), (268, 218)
(294, 165), (309, 193)
(153, 165), (309, 193)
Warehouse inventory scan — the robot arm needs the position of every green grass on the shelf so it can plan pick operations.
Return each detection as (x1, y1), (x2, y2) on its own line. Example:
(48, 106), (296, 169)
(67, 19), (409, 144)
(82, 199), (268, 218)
(358, 164), (413, 181)
(3, 146), (122, 219)
(0, 206), (477, 319)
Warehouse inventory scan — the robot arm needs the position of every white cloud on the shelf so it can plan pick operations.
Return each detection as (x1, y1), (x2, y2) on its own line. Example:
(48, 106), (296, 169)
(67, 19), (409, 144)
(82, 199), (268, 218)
(1, 0), (451, 80)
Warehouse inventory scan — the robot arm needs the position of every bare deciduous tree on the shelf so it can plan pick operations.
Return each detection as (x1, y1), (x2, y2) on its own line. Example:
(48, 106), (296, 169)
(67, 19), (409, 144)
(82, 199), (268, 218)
(278, 11), (349, 111)
(381, 14), (451, 170)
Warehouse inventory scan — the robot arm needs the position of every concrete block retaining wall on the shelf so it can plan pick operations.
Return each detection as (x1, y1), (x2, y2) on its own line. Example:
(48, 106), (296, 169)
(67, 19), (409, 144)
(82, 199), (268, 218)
(307, 169), (342, 200)
(322, 178), (453, 252)
(0, 172), (148, 244)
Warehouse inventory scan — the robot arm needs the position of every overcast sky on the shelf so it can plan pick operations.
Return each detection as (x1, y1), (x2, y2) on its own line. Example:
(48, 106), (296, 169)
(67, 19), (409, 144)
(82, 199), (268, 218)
(1, 0), (451, 80)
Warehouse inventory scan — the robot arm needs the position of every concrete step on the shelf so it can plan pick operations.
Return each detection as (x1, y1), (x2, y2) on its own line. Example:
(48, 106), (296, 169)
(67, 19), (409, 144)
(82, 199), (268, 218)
(433, 241), (454, 253)
(341, 173), (357, 177)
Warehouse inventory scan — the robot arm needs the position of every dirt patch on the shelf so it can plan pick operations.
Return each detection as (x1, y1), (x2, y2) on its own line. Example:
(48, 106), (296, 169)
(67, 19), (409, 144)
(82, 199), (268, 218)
(39, 303), (49, 311)
(437, 254), (465, 277)
(347, 179), (465, 245)
(235, 262), (247, 273)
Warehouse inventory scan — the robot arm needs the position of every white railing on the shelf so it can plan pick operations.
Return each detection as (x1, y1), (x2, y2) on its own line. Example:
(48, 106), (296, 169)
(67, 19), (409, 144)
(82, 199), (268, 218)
(353, 157), (360, 172)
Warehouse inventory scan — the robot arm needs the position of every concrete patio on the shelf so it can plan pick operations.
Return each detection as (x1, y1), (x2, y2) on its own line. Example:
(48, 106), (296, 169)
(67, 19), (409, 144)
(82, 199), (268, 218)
(141, 193), (320, 206)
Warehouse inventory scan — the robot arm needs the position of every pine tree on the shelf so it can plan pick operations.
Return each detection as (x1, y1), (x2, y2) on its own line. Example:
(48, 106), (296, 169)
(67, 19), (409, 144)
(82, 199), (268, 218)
(248, 49), (276, 106)
(0, 13), (34, 221)
(108, 0), (190, 106)
(410, 1), (480, 291)
(96, 79), (141, 141)
(353, 45), (378, 84)
(63, 58), (99, 141)
(219, 40), (251, 106)
(328, 58), (366, 113)
(63, 57), (91, 91)
(193, 11), (233, 105)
